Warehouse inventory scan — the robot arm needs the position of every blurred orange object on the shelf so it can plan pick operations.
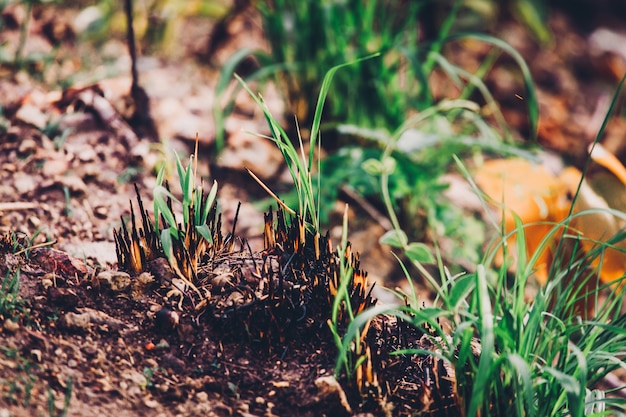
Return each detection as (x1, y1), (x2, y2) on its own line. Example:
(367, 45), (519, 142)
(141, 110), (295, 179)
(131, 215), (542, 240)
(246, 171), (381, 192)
(474, 144), (626, 286)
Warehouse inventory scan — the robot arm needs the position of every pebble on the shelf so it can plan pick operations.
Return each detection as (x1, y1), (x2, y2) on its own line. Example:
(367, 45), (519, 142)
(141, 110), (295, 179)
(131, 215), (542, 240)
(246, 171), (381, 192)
(2, 162), (16, 172)
(122, 369), (148, 387)
(61, 311), (91, 331)
(41, 156), (69, 177)
(97, 270), (131, 292)
(16, 104), (48, 129)
(31, 349), (42, 362)
(18, 138), (37, 154)
(13, 172), (36, 195)
(160, 353), (184, 373)
(93, 205), (108, 219)
(3, 319), (19, 333)
(28, 216), (41, 228)
(315, 375), (352, 413)
(78, 147), (97, 162)
(195, 391), (208, 403)
(142, 395), (159, 409)
(54, 399), (68, 412)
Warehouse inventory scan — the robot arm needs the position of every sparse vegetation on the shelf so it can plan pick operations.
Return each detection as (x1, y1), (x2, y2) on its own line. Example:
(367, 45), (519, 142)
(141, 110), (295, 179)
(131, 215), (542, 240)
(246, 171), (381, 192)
(0, 268), (24, 322)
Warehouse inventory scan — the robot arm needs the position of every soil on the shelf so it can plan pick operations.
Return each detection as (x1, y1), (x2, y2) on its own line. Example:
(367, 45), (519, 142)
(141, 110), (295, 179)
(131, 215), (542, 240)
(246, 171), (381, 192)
(0, 2), (625, 417)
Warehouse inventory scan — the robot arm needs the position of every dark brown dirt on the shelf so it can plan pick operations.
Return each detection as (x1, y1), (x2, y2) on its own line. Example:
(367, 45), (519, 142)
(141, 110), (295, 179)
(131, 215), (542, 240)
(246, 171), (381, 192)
(0, 245), (351, 417)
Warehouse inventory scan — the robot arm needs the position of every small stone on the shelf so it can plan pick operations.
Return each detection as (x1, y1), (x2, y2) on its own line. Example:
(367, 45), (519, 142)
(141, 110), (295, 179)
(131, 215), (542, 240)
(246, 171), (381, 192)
(41, 278), (53, 290)
(2, 162), (16, 172)
(3, 319), (19, 333)
(155, 308), (179, 330)
(31, 349), (42, 362)
(61, 312), (91, 331)
(41, 155), (69, 177)
(93, 205), (108, 219)
(13, 172), (36, 195)
(315, 375), (352, 414)
(97, 270), (131, 292)
(195, 391), (208, 403)
(18, 138), (37, 154)
(143, 395), (159, 409)
(77, 147), (97, 162)
(16, 104), (48, 129)
(54, 399), (67, 412)
(122, 369), (148, 387)
(28, 216), (41, 228)
(272, 381), (290, 388)
(67, 359), (77, 368)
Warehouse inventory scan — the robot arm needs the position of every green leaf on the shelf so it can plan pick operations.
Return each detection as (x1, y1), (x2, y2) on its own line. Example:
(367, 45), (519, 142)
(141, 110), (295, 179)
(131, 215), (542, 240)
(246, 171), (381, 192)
(380, 156), (397, 175)
(447, 273), (475, 308)
(405, 242), (435, 264)
(361, 158), (383, 175)
(379, 229), (408, 248)
(195, 224), (213, 245)
(200, 180), (218, 225)
(160, 228), (174, 265)
(153, 186), (178, 229)
(444, 32), (539, 140)
(309, 52), (381, 169)
(543, 366), (582, 413)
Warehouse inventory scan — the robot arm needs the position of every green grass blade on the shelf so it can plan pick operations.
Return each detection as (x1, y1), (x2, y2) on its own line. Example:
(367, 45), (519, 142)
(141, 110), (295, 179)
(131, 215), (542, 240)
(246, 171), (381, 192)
(445, 32), (538, 140)
(195, 224), (213, 245)
(308, 52), (381, 170)
(468, 264), (495, 417)
(153, 185), (178, 229)
(200, 180), (218, 224)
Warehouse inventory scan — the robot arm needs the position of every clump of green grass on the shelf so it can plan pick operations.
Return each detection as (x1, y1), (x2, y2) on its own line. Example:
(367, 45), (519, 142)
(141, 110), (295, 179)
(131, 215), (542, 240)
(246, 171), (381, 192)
(152, 143), (219, 289)
(236, 56), (380, 352)
(0, 230), (52, 321)
(0, 346), (38, 407)
(0, 268), (25, 322)
(216, 0), (539, 267)
(331, 77), (626, 415)
(114, 139), (220, 306)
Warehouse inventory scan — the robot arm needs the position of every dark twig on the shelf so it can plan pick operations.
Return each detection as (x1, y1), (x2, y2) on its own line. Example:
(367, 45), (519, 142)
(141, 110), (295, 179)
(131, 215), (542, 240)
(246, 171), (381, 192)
(124, 0), (139, 90)
(124, 0), (158, 139)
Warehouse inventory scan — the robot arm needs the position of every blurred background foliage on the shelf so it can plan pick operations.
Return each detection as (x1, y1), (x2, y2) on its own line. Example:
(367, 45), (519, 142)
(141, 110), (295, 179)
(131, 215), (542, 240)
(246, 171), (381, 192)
(0, 0), (560, 271)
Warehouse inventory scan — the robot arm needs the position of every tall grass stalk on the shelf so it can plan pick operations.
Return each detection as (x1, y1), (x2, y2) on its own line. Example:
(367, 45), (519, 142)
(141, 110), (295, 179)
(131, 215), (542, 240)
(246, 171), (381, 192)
(235, 53), (378, 231)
